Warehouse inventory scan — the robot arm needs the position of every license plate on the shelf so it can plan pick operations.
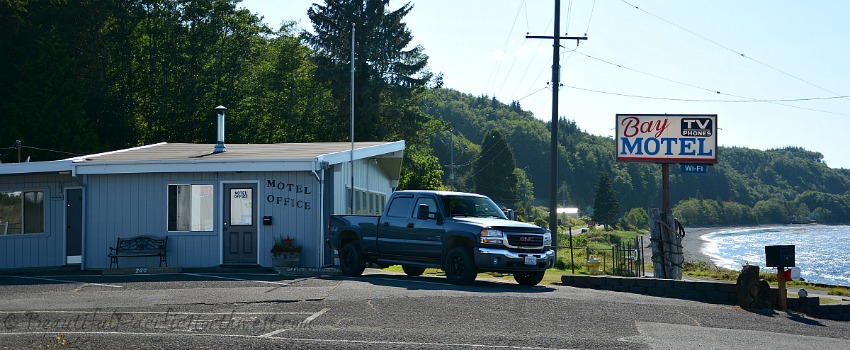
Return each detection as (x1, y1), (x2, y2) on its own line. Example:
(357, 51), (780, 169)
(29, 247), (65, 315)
(524, 256), (537, 265)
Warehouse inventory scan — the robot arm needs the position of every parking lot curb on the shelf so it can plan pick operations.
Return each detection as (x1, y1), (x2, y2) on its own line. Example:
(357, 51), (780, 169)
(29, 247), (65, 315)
(276, 267), (342, 276)
(101, 266), (183, 275)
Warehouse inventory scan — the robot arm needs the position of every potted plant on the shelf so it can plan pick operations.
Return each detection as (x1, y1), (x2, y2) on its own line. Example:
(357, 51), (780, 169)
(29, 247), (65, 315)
(271, 235), (302, 268)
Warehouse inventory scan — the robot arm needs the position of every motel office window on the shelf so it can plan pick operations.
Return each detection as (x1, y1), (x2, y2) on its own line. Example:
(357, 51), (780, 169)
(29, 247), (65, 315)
(348, 188), (387, 215)
(0, 190), (44, 235)
(167, 185), (214, 232)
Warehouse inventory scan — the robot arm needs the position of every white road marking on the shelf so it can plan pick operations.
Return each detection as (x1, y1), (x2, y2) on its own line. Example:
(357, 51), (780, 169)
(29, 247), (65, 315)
(259, 307), (330, 337)
(6, 275), (123, 288)
(181, 273), (290, 286)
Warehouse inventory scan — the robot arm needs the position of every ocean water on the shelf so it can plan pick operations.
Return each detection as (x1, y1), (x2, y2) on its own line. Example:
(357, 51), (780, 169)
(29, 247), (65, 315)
(702, 225), (850, 287)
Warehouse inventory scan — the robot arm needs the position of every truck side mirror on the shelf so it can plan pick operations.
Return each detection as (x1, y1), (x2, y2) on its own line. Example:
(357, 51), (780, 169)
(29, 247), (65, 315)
(417, 203), (430, 220)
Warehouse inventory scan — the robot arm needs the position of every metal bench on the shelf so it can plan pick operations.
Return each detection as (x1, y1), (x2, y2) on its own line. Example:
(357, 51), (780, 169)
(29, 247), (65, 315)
(108, 235), (168, 268)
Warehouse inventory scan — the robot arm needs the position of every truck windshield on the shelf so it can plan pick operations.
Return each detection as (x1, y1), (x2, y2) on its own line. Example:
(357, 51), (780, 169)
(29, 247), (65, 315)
(442, 195), (508, 219)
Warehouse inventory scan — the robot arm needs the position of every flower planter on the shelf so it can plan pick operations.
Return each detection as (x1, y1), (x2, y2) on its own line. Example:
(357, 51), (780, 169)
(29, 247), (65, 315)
(273, 252), (301, 268)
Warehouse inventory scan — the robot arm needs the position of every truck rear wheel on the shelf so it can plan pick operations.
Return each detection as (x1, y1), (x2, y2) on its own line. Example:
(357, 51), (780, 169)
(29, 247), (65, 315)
(339, 243), (366, 277)
(513, 271), (545, 286)
(401, 265), (426, 276)
(444, 246), (477, 285)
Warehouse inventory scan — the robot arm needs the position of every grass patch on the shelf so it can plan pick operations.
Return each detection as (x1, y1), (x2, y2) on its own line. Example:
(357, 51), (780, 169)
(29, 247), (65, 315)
(682, 260), (739, 281)
(828, 286), (850, 296)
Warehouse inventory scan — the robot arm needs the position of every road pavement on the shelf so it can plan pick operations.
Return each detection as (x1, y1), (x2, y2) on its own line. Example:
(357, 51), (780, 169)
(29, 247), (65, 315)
(1, 268), (849, 349)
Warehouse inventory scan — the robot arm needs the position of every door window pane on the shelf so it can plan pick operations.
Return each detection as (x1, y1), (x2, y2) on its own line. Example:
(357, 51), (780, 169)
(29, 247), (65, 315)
(230, 188), (253, 225)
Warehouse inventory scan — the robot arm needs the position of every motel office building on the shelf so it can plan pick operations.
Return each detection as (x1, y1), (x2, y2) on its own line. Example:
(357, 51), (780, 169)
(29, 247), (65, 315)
(0, 141), (404, 270)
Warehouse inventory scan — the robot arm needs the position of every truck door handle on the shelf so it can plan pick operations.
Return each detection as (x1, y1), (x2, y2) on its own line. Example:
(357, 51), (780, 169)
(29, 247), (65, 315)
(407, 223), (414, 228)
(383, 222), (390, 227)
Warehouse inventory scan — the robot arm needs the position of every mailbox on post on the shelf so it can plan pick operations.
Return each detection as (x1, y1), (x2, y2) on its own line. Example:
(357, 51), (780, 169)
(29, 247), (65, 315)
(765, 244), (795, 311)
(765, 245), (795, 267)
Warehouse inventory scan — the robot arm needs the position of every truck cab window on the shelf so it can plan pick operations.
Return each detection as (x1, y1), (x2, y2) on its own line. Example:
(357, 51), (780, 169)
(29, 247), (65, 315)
(413, 197), (438, 219)
(386, 196), (414, 218)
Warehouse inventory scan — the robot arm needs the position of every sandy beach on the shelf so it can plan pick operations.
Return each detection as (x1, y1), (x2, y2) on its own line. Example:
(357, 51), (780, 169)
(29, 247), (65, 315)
(642, 226), (729, 269)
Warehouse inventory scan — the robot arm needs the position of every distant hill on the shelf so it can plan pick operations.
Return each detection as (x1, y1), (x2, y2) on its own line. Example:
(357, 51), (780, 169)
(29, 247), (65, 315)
(420, 88), (850, 224)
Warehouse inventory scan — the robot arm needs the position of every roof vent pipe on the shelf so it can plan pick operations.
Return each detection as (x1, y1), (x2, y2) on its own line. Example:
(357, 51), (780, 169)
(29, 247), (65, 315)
(213, 105), (227, 154)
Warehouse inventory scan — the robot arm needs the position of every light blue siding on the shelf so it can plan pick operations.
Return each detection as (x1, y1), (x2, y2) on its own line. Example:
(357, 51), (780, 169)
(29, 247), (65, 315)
(3, 165), (391, 270)
(0, 174), (72, 269)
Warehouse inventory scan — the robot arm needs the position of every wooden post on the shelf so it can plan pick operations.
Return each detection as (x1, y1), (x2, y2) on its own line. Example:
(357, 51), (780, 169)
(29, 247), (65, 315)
(777, 266), (787, 311)
(569, 226), (575, 274)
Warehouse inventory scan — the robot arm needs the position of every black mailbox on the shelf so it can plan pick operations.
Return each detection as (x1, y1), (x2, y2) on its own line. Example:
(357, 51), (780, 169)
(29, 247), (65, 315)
(262, 216), (273, 225)
(765, 245), (795, 267)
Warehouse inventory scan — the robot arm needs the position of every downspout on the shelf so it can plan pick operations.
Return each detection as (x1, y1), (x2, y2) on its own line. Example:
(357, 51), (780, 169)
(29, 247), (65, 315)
(312, 160), (327, 266)
(70, 163), (86, 270)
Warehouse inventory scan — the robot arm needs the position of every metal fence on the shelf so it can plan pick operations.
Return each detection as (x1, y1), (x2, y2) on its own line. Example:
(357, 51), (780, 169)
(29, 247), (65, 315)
(559, 236), (645, 277)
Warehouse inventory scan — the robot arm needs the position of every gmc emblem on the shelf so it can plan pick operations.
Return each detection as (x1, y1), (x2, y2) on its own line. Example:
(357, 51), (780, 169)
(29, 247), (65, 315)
(519, 236), (534, 242)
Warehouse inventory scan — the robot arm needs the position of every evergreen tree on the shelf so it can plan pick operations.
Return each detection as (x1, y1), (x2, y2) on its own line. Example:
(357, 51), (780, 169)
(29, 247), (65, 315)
(473, 130), (518, 207)
(592, 172), (620, 230)
(304, 0), (433, 142)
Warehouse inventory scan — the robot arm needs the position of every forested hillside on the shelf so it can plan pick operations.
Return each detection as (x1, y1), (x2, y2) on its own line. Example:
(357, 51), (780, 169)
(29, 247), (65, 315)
(421, 88), (850, 224)
(3, 1), (849, 225)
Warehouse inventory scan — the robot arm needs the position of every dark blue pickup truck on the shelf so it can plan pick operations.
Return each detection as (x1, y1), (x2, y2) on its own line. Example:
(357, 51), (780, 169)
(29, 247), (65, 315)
(327, 190), (555, 285)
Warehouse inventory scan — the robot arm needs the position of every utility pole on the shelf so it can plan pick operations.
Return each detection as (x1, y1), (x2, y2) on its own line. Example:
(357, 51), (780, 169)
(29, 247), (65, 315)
(350, 22), (356, 214)
(526, 0), (586, 254)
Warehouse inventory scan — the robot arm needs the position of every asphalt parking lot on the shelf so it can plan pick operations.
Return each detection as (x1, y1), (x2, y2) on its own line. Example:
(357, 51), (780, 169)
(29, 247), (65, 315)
(2, 268), (850, 349)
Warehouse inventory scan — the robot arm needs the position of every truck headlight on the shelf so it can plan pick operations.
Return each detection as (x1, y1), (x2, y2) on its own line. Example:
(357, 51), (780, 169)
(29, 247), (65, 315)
(543, 231), (552, 246)
(480, 229), (504, 244)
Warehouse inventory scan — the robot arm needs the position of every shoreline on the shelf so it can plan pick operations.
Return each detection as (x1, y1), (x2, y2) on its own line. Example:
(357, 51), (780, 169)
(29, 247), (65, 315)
(642, 226), (743, 270)
(680, 226), (732, 268)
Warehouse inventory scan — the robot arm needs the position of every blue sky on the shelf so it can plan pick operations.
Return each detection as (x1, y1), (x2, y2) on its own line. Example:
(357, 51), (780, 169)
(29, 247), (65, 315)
(240, 0), (850, 169)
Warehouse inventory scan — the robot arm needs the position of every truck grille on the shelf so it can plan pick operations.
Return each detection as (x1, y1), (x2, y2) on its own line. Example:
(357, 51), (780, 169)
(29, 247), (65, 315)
(506, 233), (543, 247)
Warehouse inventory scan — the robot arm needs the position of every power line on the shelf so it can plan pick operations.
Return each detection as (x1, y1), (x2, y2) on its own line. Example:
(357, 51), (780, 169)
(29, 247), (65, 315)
(583, 0), (596, 36)
(516, 86), (549, 102)
(618, 0), (842, 97)
(562, 85), (850, 103)
(485, 1), (525, 94)
(568, 50), (850, 116)
(17, 145), (82, 156)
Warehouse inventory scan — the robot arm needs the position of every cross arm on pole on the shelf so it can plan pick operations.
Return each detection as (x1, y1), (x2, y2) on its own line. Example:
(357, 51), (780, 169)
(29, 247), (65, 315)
(525, 35), (588, 41)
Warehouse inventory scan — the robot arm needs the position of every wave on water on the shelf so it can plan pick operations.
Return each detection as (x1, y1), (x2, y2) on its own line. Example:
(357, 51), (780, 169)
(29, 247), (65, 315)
(700, 225), (850, 287)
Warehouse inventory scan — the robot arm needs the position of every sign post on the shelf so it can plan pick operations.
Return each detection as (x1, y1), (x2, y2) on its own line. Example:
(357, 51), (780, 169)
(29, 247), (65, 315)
(616, 114), (717, 279)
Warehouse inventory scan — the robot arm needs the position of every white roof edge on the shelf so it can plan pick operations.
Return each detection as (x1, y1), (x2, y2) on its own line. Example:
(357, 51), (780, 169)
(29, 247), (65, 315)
(321, 140), (406, 165)
(0, 159), (72, 175)
(69, 142), (168, 162)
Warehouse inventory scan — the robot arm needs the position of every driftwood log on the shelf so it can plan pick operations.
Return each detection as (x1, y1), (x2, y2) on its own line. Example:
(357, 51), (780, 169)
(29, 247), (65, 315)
(649, 209), (684, 279)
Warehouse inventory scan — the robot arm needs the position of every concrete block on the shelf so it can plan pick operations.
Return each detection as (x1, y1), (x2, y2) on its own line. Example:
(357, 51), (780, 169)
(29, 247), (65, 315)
(695, 281), (722, 291)
(588, 276), (606, 287)
(604, 278), (622, 287)
(572, 275), (589, 287)
(674, 280), (697, 290)
(654, 279), (674, 289)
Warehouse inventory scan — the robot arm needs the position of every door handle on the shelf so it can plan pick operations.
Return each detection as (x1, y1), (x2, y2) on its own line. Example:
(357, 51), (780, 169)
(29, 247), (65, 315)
(407, 223), (414, 228)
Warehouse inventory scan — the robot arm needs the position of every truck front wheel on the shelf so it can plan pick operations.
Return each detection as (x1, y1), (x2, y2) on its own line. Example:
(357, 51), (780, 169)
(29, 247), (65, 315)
(444, 246), (477, 285)
(339, 243), (366, 277)
(513, 271), (545, 286)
